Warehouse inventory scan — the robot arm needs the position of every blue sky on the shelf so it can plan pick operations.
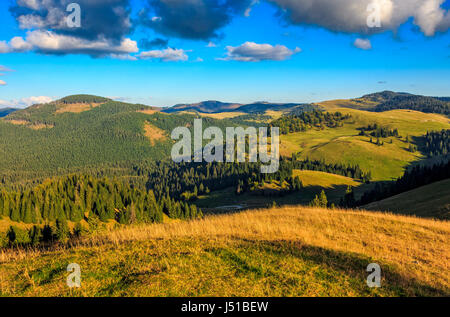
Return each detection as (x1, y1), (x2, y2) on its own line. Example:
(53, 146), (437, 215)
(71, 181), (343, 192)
(0, 0), (449, 107)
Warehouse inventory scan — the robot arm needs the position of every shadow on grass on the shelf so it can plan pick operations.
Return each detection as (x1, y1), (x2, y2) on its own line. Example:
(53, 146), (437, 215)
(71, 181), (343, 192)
(9, 237), (446, 297)
(224, 239), (448, 297)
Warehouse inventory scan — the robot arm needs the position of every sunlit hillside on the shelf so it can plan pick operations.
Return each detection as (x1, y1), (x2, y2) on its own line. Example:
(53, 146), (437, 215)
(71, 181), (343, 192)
(1, 206), (448, 297)
(279, 108), (450, 180)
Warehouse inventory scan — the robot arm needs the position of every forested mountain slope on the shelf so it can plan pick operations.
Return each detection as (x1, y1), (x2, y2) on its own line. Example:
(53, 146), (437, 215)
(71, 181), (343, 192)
(359, 91), (449, 115)
(316, 91), (450, 115)
(0, 99), (170, 173)
(0, 95), (261, 183)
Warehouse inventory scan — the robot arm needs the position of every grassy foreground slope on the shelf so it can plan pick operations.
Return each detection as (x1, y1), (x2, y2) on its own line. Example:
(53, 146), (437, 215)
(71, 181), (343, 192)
(0, 207), (448, 297)
(363, 179), (450, 219)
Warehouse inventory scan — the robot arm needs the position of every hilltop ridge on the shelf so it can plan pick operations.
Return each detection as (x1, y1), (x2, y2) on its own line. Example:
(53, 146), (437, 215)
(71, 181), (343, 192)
(57, 94), (111, 104)
(3, 91), (450, 115)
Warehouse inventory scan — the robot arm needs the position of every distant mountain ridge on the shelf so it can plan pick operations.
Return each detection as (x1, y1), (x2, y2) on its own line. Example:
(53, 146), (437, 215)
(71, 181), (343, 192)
(4, 91), (450, 117)
(0, 108), (18, 118)
(236, 102), (311, 113)
(164, 101), (242, 114)
(162, 91), (450, 116)
(361, 91), (414, 103)
(163, 100), (312, 114)
(57, 94), (111, 104)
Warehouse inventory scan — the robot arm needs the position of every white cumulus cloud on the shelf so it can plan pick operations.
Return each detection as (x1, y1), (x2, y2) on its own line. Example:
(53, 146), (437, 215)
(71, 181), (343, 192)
(25, 30), (138, 55)
(270, 0), (450, 37)
(138, 48), (189, 61)
(17, 0), (40, 10)
(0, 32), (139, 56)
(10, 36), (33, 52)
(0, 96), (55, 108)
(221, 42), (301, 62)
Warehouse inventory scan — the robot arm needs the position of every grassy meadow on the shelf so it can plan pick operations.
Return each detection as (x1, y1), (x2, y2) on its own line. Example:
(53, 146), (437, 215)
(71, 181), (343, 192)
(195, 171), (367, 213)
(278, 109), (450, 180)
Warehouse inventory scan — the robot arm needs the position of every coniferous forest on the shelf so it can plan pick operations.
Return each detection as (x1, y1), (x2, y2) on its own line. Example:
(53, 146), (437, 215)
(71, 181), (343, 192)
(0, 174), (205, 222)
(374, 95), (450, 115)
(0, 154), (372, 247)
(0, 174), (203, 246)
(358, 124), (400, 138)
(269, 111), (351, 135)
(420, 130), (450, 157)
(141, 157), (371, 201)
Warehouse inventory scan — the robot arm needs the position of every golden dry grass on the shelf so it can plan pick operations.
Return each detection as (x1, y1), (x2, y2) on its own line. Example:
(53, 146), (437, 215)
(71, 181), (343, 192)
(315, 99), (379, 111)
(1, 206), (448, 297)
(88, 207), (450, 290)
(0, 219), (34, 233)
(55, 103), (103, 114)
(0, 207), (450, 292)
(5, 119), (29, 125)
(138, 109), (160, 115)
(28, 123), (54, 130)
(4, 120), (54, 130)
(264, 110), (285, 120)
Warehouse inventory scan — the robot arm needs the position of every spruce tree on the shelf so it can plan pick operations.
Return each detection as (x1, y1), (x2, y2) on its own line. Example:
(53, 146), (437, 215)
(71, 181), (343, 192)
(29, 225), (42, 246)
(10, 197), (20, 222)
(309, 195), (321, 207)
(319, 190), (328, 208)
(55, 218), (70, 242)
